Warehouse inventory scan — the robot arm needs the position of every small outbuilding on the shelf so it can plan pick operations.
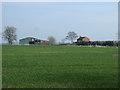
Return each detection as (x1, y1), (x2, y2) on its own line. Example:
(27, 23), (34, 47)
(77, 36), (90, 42)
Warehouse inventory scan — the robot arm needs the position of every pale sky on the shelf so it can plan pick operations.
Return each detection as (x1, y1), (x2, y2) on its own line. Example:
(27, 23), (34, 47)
(2, 2), (118, 43)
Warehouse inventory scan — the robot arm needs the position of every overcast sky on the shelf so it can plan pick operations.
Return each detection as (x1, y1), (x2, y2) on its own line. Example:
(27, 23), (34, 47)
(2, 2), (118, 43)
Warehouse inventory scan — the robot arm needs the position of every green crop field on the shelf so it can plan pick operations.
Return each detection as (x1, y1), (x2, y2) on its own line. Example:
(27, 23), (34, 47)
(2, 45), (118, 88)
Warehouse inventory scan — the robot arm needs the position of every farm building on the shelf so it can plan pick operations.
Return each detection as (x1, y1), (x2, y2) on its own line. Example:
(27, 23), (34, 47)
(40, 40), (51, 45)
(19, 37), (51, 45)
(77, 36), (90, 42)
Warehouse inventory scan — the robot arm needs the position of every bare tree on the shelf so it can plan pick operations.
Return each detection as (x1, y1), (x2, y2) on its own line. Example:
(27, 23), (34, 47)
(65, 31), (78, 43)
(2, 26), (17, 45)
(48, 36), (56, 45)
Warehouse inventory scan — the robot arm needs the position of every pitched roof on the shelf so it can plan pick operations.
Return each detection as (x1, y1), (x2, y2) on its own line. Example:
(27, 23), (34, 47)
(20, 37), (40, 40)
(77, 37), (86, 41)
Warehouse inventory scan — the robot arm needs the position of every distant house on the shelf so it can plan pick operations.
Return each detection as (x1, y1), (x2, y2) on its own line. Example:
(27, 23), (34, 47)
(77, 36), (90, 42)
(19, 37), (51, 45)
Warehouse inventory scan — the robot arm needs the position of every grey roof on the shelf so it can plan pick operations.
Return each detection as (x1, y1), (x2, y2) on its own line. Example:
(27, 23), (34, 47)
(77, 37), (86, 41)
(19, 37), (40, 40)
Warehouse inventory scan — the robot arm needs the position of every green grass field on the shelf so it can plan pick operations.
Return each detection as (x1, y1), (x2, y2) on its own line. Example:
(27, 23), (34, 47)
(2, 45), (118, 88)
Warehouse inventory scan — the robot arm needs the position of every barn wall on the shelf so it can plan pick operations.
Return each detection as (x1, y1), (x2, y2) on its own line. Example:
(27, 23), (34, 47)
(19, 38), (36, 45)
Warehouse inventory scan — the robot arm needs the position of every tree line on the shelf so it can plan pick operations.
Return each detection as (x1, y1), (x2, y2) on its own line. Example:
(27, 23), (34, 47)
(2, 26), (119, 46)
(76, 41), (119, 47)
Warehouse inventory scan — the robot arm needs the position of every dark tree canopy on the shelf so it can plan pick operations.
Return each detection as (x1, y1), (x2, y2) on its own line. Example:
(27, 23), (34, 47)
(3, 26), (17, 45)
(66, 31), (78, 43)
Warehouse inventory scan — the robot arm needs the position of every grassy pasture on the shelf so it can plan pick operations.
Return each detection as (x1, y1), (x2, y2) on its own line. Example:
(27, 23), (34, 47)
(2, 45), (118, 88)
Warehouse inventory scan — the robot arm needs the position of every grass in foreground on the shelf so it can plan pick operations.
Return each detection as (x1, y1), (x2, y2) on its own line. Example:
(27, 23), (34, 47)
(2, 45), (118, 88)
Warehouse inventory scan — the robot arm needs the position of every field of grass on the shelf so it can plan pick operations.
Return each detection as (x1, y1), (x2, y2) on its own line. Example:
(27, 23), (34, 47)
(2, 45), (118, 88)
